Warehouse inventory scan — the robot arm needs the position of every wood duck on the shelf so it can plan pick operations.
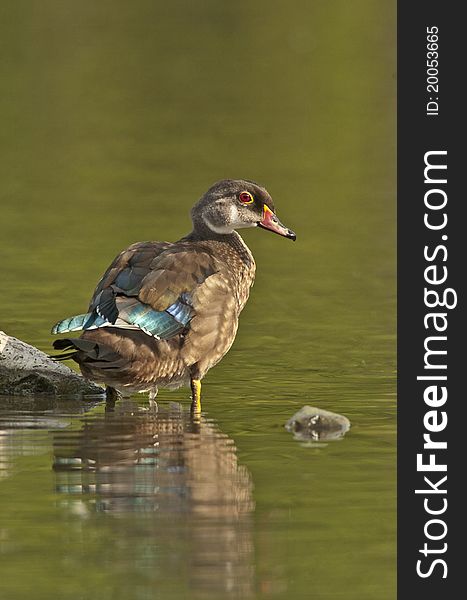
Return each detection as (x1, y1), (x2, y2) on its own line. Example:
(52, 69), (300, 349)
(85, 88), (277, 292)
(52, 179), (296, 412)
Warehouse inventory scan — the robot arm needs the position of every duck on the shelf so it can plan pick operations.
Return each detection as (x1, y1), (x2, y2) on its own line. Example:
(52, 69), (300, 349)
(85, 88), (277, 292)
(52, 179), (296, 412)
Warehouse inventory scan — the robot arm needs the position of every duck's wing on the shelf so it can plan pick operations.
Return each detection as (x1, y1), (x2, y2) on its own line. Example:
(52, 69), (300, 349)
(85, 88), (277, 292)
(89, 241), (170, 313)
(52, 241), (224, 342)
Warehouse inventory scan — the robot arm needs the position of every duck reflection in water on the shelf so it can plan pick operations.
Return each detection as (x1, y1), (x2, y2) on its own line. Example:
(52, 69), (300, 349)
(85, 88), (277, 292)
(53, 400), (254, 598)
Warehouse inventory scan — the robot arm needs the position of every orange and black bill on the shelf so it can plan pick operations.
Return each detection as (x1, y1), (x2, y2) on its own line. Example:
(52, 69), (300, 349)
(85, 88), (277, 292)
(258, 205), (296, 240)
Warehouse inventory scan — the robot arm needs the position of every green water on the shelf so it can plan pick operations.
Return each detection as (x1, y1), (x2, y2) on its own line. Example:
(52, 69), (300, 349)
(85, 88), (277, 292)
(0, 1), (396, 598)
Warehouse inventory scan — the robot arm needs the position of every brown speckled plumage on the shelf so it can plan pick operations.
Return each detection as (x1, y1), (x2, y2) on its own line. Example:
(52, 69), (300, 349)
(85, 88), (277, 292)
(52, 179), (295, 406)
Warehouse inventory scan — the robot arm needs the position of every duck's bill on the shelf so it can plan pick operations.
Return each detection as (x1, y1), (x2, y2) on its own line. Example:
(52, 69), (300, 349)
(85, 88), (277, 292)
(258, 205), (296, 241)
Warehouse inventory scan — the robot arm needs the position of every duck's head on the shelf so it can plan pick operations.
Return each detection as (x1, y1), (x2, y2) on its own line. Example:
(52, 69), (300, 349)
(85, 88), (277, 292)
(192, 179), (296, 241)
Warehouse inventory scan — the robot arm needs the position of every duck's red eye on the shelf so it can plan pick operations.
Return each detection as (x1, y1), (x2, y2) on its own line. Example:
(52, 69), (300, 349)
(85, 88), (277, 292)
(239, 191), (254, 204)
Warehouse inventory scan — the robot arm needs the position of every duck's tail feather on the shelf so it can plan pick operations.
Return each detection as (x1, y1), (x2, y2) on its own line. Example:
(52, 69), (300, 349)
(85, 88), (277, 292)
(51, 338), (92, 361)
(51, 312), (110, 335)
(51, 337), (122, 368)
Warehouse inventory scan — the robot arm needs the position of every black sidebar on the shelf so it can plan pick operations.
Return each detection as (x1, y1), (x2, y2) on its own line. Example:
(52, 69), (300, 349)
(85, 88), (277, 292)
(398, 3), (465, 598)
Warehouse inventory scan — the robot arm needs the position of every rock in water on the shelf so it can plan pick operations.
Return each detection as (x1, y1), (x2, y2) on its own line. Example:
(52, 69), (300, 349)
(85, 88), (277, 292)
(285, 405), (351, 442)
(0, 331), (104, 397)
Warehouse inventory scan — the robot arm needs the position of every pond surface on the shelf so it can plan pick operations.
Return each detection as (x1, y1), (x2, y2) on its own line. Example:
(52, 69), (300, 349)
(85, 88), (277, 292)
(0, 1), (395, 598)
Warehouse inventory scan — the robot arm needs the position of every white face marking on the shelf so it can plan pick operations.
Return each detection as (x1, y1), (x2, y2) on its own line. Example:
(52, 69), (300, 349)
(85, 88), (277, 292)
(229, 204), (239, 223)
(203, 213), (257, 234)
(203, 199), (257, 234)
(203, 215), (235, 234)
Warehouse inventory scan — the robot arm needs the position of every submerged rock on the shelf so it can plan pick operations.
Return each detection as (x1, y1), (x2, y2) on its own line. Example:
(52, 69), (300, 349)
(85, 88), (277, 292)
(0, 331), (104, 397)
(285, 405), (351, 442)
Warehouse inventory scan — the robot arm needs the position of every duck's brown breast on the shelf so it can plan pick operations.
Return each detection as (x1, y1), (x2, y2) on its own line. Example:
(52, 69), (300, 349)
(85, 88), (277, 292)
(179, 234), (256, 378)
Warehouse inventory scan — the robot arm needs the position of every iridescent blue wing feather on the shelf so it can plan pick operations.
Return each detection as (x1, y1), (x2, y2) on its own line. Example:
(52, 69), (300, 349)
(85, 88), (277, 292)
(115, 296), (193, 339)
(52, 296), (194, 339)
(51, 312), (110, 334)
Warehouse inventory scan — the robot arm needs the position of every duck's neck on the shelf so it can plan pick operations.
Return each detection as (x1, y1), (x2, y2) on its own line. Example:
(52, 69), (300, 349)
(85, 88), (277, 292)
(181, 222), (255, 267)
(183, 215), (237, 241)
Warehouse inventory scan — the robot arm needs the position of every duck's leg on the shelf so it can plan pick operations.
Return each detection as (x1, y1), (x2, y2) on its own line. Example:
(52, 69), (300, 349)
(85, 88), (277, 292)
(190, 378), (202, 414)
(105, 386), (122, 411)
